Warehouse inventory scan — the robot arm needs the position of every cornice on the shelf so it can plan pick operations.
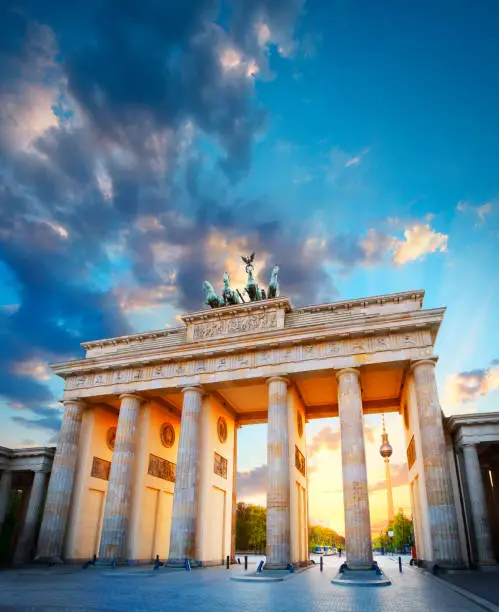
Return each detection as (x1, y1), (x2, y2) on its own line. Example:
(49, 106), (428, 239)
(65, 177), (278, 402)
(50, 307), (443, 377)
(291, 289), (425, 314)
(79, 289), (426, 351)
(445, 411), (499, 432)
(181, 297), (292, 323)
(81, 327), (184, 351)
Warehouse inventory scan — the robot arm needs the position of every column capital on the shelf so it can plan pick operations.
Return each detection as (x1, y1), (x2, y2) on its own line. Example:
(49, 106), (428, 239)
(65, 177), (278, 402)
(181, 385), (204, 395)
(410, 358), (438, 372)
(266, 376), (289, 386)
(61, 398), (86, 408)
(335, 367), (360, 381)
(118, 393), (145, 403)
(459, 442), (478, 449)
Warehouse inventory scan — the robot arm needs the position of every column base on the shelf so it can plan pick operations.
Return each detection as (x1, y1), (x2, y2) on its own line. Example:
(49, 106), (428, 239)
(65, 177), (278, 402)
(419, 559), (468, 571)
(332, 564), (391, 587)
(476, 560), (498, 570)
(34, 556), (64, 565)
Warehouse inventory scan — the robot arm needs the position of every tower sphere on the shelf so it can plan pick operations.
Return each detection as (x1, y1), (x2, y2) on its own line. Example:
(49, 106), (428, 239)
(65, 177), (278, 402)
(380, 432), (393, 458)
(380, 441), (393, 458)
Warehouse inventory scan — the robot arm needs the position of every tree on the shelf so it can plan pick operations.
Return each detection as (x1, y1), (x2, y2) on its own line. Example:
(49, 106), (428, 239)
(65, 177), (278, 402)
(390, 509), (413, 551)
(309, 525), (345, 551)
(236, 503), (266, 552)
(375, 509), (414, 552)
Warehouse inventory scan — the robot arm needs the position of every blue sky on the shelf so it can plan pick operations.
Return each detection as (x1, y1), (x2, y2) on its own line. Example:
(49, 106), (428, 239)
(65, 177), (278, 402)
(1, 0), (498, 471)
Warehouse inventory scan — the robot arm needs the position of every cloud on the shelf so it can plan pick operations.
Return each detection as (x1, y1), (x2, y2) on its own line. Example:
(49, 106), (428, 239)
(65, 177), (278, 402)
(0, 0), (307, 420)
(11, 406), (63, 434)
(344, 148), (370, 168)
(457, 200), (494, 226)
(443, 359), (499, 407)
(237, 465), (267, 497)
(307, 426), (341, 455)
(391, 223), (448, 265)
(12, 359), (51, 381)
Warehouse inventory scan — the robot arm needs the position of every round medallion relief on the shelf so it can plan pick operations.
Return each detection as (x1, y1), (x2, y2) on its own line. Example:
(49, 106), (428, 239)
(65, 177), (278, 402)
(217, 416), (228, 444)
(106, 426), (117, 451)
(297, 412), (304, 438)
(160, 422), (175, 448)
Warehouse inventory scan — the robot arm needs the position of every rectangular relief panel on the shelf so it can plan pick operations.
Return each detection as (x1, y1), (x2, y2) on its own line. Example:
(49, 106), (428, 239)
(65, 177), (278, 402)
(295, 446), (306, 477)
(214, 452), (228, 479)
(148, 453), (176, 482)
(91, 457), (111, 481)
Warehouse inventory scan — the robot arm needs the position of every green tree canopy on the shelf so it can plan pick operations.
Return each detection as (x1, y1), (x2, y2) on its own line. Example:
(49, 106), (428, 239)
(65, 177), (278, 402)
(236, 502), (266, 552)
(373, 509), (414, 551)
(309, 525), (345, 551)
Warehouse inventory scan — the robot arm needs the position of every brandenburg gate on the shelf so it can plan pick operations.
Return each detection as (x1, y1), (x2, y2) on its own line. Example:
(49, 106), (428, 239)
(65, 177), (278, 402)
(35, 259), (464, 569)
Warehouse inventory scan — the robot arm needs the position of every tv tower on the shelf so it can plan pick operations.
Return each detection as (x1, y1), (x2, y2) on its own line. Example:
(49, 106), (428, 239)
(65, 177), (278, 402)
(379, 414), (394, 523)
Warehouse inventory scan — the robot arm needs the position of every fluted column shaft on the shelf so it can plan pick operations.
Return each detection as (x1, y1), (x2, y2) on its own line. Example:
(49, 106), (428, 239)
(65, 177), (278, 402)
(385, 459), (394, 523)
(168, 386), (204, 564)
(412, 360), (462, 565)
(266, 377), (290, 568)
(99, 393), (143, 561)
(0, 470), (12, 528)
(337, 368), (373, 568)
(231, 424), (239, 562)
(14, 471), (47, 563)
(462, 444), (496, 564)
(36, 400), (85, 561)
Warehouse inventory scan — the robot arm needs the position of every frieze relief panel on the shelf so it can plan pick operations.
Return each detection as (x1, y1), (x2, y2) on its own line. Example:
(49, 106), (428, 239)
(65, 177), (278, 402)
(192, 311), (278, 341)
(295, 446), (306, 477)
(214, 452), (228, 479)
(148, 454), (176, 482)
(91, 457), (111, 481)
(65, 330), (432, 391)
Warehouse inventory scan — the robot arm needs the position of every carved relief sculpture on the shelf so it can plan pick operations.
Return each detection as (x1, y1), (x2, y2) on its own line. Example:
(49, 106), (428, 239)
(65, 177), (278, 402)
(160, 423), (175, 448)
(148, 454), (176, 482)
(91, 457), (111, 481)
(217, 417), (228, 444)
(214, 452), (228, 479)
(295, 446), (306, 477)
(106, 427), (116, 451)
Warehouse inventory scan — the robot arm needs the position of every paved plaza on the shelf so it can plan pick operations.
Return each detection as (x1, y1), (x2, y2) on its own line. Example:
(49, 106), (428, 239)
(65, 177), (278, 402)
(0, 554), (496, 612)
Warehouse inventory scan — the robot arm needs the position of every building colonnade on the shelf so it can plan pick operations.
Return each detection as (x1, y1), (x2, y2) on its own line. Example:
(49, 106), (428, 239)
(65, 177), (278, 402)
(35, 359), (462, 568)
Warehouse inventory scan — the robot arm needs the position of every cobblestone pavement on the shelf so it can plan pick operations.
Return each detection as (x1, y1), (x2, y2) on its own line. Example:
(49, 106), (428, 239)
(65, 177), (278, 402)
(0, 554), (487, 612)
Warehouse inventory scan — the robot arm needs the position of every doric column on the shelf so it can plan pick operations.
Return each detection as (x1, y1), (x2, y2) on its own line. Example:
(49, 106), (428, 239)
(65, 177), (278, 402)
(14, 471), (48, 563)
(412, 359), (462, 565)
(231, 423), (239, 562)
(168, 386), (204, 564)
(98, 393), (143, 562)
(0, 470), (12, 529)
(461, 444), (496, 565)
(266, 376), (290, 569)
(336, 368), (373, 568)
(36, 399), (85, 561)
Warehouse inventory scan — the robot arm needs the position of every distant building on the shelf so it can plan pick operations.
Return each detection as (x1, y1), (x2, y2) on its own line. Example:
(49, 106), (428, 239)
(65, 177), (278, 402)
(446, 412), (499, 567)
(0, 446), (55, 564)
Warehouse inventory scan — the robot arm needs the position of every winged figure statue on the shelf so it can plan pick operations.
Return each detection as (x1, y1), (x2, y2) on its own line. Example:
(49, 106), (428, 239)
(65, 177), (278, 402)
(241, 252), (255, 270)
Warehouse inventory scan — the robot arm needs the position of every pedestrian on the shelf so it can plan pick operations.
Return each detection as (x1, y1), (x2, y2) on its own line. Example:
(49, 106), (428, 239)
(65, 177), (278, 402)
(338, 546), (342, 558)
